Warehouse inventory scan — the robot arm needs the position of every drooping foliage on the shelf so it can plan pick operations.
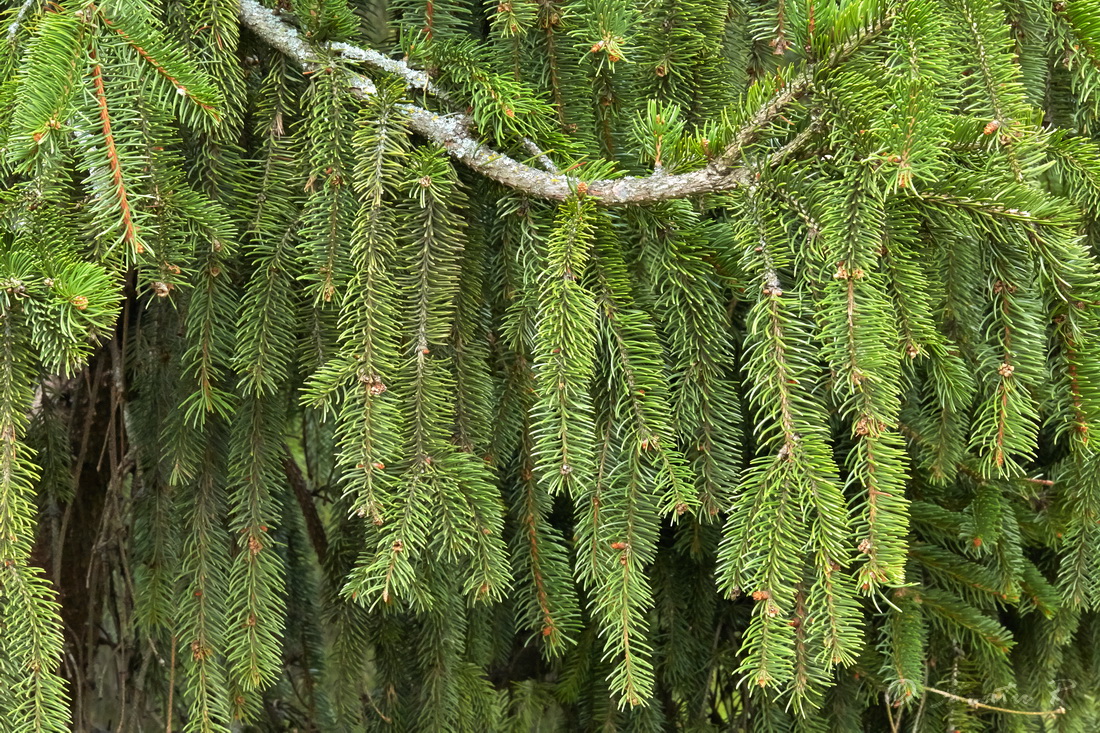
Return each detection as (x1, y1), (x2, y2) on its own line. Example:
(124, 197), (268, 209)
(4, 0), (1100, 729)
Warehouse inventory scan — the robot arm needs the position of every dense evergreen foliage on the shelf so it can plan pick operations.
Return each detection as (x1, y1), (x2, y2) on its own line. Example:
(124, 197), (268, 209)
(5, 0), (1100, 729)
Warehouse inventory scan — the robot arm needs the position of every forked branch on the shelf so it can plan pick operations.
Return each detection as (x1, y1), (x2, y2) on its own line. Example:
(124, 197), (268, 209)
(238, 0), (889, 203)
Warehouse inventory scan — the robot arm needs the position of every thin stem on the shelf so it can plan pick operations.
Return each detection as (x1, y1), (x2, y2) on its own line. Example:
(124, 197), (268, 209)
(165, 634), (176, 733)
(923, 687), (1065, 717)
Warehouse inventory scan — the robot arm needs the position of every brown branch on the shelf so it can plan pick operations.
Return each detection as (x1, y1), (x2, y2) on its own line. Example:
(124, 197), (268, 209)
(165, 634), (176, 733)
(100, 17), (220, 120)
(283, 450), (328, 562)
(89, 51), (141, 252)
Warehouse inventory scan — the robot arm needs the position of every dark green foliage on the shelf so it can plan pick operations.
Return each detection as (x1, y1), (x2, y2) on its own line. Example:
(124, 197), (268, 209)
(6, 0), (1100, 730)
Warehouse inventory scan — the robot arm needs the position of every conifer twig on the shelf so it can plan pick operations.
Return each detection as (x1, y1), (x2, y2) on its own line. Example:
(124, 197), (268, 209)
(923, 687), (1065, 717)
(89, 51), (141, 251)
(330, 39), (562, 173)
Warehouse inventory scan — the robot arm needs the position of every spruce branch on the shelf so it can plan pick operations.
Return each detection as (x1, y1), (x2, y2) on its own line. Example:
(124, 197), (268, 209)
(237, 0), (881, 203)
(99, 14), (221, 121)
(331, 39), (561, 172)
(10, 0), (1094, 724)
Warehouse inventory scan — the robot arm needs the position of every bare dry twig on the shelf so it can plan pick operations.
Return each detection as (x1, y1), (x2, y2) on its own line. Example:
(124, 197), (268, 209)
(923, 686), (1065, 718)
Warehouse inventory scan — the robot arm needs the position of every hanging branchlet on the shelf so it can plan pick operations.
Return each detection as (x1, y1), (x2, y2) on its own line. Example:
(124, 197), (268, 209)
(590, 221), (696, 518)
(306, 81), (409, 527)
(129, 299), (183, 637)
(531, 195), (599, 498)
(813, 165), (911, 591)
(967, 227), (1044, 478)
(490, 193), (584, 654)
(575, 218), (705, 707)
(178, 211), (238, 426)
(343, 148), (509, 609)
(0, 252), (96, 733)
(717, 184), (858, 701)
(220, 60), (306, 699)
(299, 61), (358, 308)
(172, 420), (236, 731)
(630, 202), (742, 518)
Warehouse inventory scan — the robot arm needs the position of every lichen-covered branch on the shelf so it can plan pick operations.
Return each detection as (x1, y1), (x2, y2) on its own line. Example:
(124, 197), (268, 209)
(239, 0), (758, 203)
(239, 0), (893, 202)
